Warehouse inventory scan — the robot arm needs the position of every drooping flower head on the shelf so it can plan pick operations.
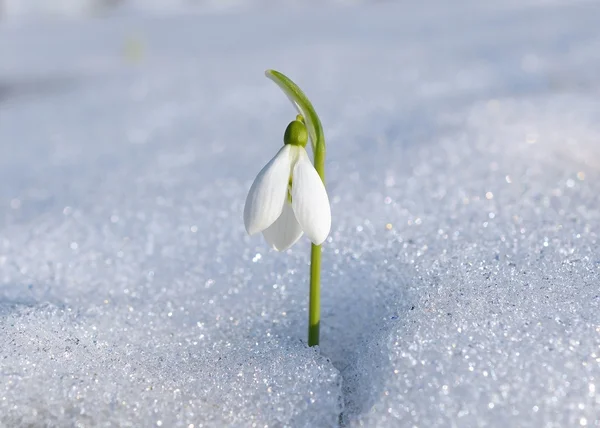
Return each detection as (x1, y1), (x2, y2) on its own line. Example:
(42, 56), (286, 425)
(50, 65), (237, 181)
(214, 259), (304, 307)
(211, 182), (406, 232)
(244, 119), (331, 251)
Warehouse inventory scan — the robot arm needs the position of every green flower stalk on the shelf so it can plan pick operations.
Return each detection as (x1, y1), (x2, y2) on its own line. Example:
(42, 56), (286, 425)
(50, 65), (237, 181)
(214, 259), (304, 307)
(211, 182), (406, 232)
(243, 70), (329, 347)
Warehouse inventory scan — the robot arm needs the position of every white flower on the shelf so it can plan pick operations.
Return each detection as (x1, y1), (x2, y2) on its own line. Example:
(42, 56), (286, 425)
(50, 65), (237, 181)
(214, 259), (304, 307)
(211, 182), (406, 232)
(244, 143), (331, 251)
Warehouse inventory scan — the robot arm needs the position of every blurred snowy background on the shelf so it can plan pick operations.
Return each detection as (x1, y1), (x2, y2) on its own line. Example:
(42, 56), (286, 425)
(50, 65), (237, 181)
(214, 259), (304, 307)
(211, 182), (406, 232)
(4, 0), (379, 19)
(1, 0), (600, 427)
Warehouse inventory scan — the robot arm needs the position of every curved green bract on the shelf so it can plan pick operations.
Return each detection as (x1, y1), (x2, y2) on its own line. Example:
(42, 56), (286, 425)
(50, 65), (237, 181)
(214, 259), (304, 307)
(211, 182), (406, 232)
(265, 69), (325, 348)
(265, 70), (325, 180)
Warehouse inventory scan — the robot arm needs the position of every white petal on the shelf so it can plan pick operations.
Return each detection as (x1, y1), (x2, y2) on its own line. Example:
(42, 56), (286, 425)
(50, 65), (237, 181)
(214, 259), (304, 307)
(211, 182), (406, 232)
(262, 202), (304, 251)
(244, 145), (292, 235)
(291, 148), (331, 245)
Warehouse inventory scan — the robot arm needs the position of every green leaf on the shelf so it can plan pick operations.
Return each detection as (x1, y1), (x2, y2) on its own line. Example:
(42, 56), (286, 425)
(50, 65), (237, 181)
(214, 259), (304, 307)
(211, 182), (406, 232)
(265, 69), (324, 157)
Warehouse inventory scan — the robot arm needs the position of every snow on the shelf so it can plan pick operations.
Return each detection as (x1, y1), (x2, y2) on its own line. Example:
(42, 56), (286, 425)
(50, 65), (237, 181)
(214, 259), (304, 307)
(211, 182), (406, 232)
(1, 1), (600, 427)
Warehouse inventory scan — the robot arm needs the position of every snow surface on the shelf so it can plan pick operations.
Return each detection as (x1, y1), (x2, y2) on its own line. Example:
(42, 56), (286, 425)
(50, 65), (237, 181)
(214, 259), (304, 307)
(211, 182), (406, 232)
(1, 1), (600, 427)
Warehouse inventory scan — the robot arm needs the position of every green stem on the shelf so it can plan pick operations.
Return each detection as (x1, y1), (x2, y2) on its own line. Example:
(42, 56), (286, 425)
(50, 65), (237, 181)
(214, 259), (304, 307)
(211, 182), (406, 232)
(308, 243), (321, 346)
(265, 69), (326, 347)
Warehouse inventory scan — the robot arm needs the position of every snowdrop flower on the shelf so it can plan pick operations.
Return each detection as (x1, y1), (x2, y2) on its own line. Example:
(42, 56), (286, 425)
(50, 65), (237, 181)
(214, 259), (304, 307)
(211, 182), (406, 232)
(244, 120), (331, 251)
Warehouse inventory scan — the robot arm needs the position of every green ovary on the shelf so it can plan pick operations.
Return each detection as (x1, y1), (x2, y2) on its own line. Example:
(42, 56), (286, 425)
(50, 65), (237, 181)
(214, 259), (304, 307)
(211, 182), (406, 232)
(283, 120), (308, 147)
